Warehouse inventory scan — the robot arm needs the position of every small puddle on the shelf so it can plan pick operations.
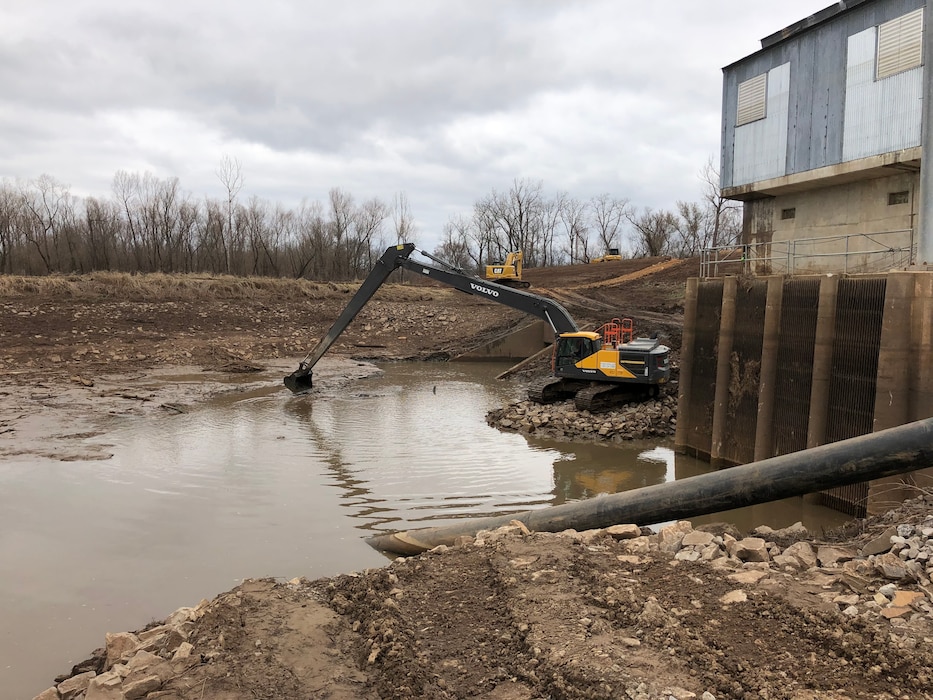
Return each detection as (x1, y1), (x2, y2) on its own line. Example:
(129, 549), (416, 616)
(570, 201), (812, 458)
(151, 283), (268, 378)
(0, 361), (850, 697)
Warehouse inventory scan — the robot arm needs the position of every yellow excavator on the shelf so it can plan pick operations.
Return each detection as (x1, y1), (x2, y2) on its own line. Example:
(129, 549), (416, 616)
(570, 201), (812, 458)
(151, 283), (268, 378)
(484, 251), (530, 288)
(285, 244), (670, 411)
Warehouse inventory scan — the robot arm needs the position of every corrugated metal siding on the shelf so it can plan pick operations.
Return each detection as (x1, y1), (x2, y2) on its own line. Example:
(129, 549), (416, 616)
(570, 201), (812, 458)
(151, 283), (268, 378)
(770, 278), (821, 457)
(732, 62), (790, 186)
(722, 281), (767, 465)
(843, 25), (922, 161)
(721, 0), (924, 189)
(685, 281), (724, 459)
(818, 277), (886, 516)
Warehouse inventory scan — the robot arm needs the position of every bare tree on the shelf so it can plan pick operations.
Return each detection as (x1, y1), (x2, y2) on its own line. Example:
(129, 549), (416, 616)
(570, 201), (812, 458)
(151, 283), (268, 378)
(558, 195), (591, 263)
(290, 199), (328, 279)
(537, 195), (564, 266)
(392, 192), (417, 244)
(472, 196), (499, 265)
(0, 159), (741, 278)
(472, 178), (547, 262)
(0, 183), (18, 273)
(18, 175), (71, 273)
(700, 158), (741, 249)
(673, 200), (709, 256)
(327, 188), (355, 279)
(503, 178), (544, 254)
(216, 155), (244, 273)
(349, 197), (389, 276)
(241, 197), (272, 276)
(627, 208), (679, 257)
(590, 193), (629, 256)
(434, 221), (474, 270)
(83, 197), (122, 271)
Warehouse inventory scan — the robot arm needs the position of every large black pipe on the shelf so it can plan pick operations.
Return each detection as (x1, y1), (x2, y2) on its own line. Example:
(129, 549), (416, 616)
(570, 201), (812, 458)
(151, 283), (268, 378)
(367, 417), (933, 555)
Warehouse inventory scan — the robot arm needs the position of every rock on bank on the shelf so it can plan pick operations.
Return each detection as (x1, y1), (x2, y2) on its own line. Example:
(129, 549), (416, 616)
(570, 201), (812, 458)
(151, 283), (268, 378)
(35, 494), (933, 699)
(487, 393), (678, 442)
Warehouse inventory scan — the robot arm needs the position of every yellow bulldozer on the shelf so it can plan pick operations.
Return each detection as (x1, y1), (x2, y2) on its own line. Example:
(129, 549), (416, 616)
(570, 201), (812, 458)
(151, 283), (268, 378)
(590, 248), (622, 264)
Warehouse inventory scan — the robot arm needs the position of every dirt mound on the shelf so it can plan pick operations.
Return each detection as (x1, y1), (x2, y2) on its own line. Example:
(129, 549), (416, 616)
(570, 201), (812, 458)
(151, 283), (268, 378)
(45, 498), (933, 700)
(523, 256), (692, 291)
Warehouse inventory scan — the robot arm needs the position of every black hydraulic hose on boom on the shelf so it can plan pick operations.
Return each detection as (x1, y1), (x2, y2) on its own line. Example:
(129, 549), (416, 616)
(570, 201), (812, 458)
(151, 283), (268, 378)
(284, 243), (578, 393)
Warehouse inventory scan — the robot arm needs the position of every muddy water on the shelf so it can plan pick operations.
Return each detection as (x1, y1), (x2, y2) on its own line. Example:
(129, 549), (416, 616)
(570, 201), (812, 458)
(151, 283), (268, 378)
(1, 362), (850, 697)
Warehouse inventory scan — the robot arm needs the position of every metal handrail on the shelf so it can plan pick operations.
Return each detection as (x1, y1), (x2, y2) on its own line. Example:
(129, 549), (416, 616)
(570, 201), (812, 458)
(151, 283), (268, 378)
(700, 228), (914, 278)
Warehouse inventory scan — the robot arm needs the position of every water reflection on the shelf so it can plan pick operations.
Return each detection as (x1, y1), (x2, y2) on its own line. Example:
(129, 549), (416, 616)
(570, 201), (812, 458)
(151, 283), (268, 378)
(283, 366), (560, 530)
(281, 362), (851, 535)
(530, 438), (671, 504)
(2, 360), (853, 698)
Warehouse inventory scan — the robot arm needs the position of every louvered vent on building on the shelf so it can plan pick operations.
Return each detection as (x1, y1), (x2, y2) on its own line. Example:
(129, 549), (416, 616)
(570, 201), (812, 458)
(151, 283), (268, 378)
(877, 7), (923, 80)
(736, 73), (767, 126)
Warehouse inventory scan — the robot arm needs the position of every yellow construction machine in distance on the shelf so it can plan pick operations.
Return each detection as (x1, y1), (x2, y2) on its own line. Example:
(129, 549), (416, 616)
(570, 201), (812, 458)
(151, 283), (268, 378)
(484, 250), (530, 288)
(590, 248), (622, 264)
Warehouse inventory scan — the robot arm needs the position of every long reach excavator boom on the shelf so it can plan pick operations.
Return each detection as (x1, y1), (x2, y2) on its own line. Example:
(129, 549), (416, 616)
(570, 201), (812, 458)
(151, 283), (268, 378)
(285, 243), (670, 409)
(284, 243), (579, 394)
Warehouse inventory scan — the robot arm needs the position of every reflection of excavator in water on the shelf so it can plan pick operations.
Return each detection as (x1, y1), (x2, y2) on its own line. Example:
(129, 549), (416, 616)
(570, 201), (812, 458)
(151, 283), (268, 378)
(284, 243), (670, 410)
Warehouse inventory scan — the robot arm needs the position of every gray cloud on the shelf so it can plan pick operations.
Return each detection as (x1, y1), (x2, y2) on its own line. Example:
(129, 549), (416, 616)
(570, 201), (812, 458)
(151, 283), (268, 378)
(0, 0), (827, 249)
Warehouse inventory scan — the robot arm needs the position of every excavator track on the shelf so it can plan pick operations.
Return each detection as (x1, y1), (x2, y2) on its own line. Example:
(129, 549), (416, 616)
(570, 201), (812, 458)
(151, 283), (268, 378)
(573, 383), (657, 412)
(488, 278), (531, 289)
(527, 376), (584, 404)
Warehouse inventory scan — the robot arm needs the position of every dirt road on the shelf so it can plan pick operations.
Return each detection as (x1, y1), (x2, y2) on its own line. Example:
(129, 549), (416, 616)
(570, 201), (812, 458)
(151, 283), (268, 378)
(5, 260), (933, 700)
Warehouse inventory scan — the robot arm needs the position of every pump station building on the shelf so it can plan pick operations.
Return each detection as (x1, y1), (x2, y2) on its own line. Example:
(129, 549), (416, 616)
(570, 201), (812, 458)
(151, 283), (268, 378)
(678, 0), (933, 515)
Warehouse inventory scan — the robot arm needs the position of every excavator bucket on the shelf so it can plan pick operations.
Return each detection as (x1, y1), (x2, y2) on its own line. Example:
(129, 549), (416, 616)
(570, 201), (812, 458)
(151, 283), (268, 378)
(284, 369), (314, 394)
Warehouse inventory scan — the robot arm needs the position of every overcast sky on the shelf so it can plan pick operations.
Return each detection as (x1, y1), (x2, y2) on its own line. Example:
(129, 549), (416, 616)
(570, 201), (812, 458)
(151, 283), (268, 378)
(1, 1), (827, 252)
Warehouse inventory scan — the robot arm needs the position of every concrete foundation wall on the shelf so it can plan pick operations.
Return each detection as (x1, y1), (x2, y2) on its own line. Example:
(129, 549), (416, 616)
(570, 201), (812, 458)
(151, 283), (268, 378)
(744, 172), (917, 274)
(454, 320), (554, 361)
(676, 271), (933, 516)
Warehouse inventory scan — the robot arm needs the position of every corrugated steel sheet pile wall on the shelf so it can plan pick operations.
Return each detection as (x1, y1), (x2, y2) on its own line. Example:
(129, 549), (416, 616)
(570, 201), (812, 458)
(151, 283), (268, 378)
(680, 281), (724, 460)
(676, 272), (932, 516)
(720, 280), (768, 465)
(820, 279), (886, 514)
(770, 279), (820, 458)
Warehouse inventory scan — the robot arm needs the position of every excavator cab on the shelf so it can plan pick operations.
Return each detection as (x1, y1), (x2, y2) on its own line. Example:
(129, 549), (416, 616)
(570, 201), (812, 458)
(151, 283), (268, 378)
(554, 333), (601, 369)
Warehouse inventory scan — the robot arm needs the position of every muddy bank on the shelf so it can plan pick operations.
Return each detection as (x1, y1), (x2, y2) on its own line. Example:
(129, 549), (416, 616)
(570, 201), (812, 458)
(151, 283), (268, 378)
(37, 495), (933, 700)
(0, 359), (380, 463)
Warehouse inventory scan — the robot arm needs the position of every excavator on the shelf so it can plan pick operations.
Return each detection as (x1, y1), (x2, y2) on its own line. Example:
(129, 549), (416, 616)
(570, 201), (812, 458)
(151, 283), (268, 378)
(484, 250), (530, 288)
(284, 243), (670, 410)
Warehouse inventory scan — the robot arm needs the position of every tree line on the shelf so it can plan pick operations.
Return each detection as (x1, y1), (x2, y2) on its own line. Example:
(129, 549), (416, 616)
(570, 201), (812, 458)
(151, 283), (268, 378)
(435, 161), (741, 270)
(0, 158), (740, 279)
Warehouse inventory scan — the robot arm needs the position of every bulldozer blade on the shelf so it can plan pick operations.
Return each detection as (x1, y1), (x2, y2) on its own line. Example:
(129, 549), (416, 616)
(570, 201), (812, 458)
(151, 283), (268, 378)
(284, 370), (314, 394)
